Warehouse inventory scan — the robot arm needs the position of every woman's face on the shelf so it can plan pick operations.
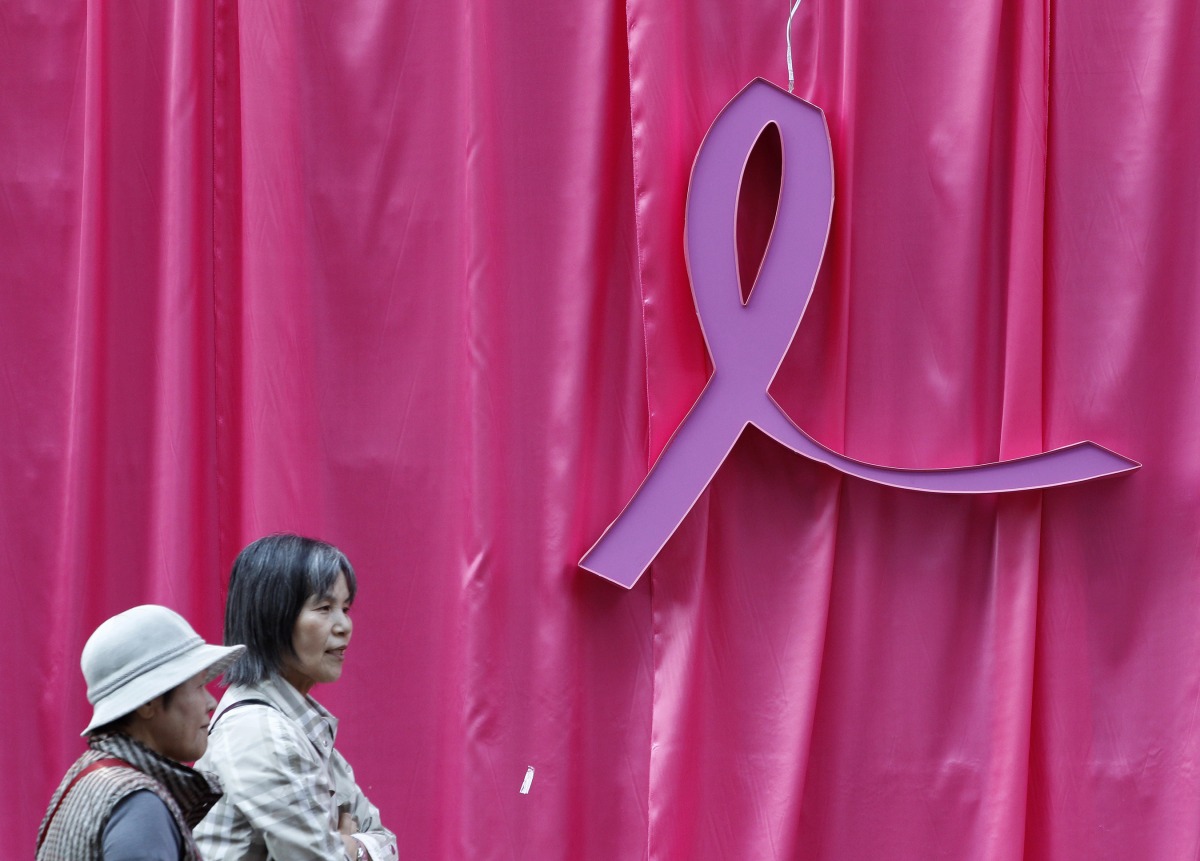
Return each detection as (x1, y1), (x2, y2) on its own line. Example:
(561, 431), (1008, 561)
(281, 571), (353, 695)
(135, 671), (217, 763)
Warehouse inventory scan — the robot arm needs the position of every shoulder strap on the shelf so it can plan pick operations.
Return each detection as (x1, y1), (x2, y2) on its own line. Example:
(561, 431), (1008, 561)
(208, 697), (275, 734)
(37, 757), (131, 851)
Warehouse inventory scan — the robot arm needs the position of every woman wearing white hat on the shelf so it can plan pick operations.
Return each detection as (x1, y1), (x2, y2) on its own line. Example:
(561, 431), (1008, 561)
(36, 604), (245, 860)
(195, 534), (397, 861)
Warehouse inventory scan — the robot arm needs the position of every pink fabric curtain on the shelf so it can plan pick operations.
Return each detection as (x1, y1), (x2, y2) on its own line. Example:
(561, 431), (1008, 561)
(4, 1), (1197, 858)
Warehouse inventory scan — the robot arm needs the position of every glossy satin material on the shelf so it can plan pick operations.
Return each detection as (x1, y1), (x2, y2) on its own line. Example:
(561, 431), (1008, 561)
(3, 1), (1198, 858)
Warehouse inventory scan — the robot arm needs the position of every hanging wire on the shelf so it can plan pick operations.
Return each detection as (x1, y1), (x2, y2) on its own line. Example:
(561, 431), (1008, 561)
(786, 0), (804, 92)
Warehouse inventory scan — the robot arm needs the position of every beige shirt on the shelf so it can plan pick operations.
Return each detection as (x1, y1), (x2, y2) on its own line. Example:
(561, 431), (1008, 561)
(194, 675), (397, 860)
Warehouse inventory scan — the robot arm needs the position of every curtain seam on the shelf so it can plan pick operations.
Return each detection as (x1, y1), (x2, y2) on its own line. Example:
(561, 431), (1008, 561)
(622, 1), (656, 856)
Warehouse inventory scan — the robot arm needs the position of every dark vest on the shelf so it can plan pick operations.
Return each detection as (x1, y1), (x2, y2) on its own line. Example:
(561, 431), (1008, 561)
(36, 732), (221, 861)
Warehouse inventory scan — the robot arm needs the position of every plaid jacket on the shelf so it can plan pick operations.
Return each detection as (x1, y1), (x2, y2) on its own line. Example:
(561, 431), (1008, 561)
(195, 675), (398, 860)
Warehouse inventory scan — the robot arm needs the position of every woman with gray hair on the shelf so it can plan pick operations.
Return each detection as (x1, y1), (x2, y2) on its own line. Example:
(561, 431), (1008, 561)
(195, 534), (397, 860)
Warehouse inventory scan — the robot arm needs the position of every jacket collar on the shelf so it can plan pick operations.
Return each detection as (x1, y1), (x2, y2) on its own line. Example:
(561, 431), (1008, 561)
(226, 674), (338, 754)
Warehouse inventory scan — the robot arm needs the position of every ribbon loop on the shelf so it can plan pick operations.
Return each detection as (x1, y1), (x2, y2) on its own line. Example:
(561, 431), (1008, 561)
(686, 80), (832, 381)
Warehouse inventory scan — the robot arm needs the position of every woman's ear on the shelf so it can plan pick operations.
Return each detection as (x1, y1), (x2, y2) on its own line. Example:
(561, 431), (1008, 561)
(133, 697), (162, 720)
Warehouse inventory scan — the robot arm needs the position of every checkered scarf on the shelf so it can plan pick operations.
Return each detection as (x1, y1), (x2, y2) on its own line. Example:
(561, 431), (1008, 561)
(35, 732), (222, 861)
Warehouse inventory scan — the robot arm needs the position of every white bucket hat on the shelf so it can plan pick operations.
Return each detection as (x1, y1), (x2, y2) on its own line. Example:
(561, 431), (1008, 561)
(80, 604), (245, 736)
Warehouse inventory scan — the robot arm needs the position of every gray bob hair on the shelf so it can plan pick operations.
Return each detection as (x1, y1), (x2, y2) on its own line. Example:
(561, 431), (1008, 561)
(223, 533), (357, 686)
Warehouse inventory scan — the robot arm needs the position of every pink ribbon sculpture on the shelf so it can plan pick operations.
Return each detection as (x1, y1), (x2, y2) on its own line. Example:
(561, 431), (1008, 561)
(581, 79), (1138, 589)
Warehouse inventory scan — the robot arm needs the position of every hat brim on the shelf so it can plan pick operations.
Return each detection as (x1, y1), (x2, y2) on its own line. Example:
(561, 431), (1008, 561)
(82, 642), (246, 736)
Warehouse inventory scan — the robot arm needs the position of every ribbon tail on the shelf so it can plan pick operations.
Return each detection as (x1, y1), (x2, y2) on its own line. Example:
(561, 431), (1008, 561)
(752, 398), (1139, 493)
(580, 386), (747, 588)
